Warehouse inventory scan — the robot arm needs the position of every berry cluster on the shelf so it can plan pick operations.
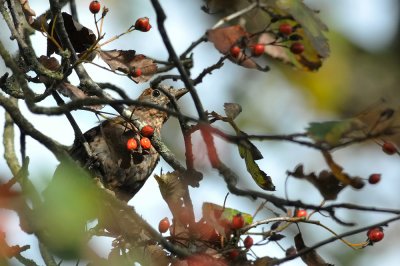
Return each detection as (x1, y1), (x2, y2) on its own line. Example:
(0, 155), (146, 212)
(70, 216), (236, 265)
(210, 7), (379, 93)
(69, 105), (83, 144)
(126, 125), (155, 151)
(156, 211), (255, 260)
(229, 22), (304, 60)
(88, 1), (152, 81)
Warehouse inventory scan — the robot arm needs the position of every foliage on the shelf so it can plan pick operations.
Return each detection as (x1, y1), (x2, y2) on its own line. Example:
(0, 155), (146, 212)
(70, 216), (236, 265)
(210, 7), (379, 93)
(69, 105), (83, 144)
(0, 0), (399, 266)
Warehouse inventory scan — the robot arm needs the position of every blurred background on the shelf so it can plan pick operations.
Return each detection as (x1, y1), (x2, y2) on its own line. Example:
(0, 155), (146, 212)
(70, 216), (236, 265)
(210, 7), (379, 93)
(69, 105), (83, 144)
(1, 0), (399, 265)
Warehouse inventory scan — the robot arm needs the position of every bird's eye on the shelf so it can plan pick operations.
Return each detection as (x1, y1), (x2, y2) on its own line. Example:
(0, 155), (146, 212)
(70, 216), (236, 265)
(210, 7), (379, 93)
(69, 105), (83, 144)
(152, 89), (161, 97)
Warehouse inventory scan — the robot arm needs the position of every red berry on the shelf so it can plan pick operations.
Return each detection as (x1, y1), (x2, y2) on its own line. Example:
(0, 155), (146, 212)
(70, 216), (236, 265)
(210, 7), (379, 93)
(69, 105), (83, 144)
(135, 17), (151, 32)
(243, 236), (253, 249)
(290, 42), (304, 54)
(131, 68), (142, 78)
(158, 217), (170, 233)
(368, 174), (381, 184)
(279, 23), (293, 35)
(208, 229), (220, 242)
(126, 138), (138, 150)
(251, 43), (265, 57)
(141, 125), (154, 137)
(295, 209), (307, 218)
(382, 141), (397, 155)
(230, 45), (241, 58)
(367, 227), (384, 242)
(140, 137), (151, 149)
(231, 213), (244, 230)
(89, 1), (101, 14)
(228, 249), (239, 260)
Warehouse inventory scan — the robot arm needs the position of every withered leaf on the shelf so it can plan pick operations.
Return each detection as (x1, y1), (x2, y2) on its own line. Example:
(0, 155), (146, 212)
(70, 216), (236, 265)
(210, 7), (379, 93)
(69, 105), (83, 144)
(294, 233), (333, 266)
(207, 25), (263, 70)
(288, 165), (345, 200)
(37, 56), (101, 110)
(207, 25), (248, 54)
(254, 256), (278, 266)
(224, 102), (242, 120)
(154, 172), (186, 208)
(47, 12), (96, 56)
(269, 233), (285, 242)
(356, 100), (400, 146)
(58, 83), (103, 110)
(98, 50), (157, 83)
(20, 0), (36, 24)
(37, 56), (61, 84)
(322, 151), (364, 189)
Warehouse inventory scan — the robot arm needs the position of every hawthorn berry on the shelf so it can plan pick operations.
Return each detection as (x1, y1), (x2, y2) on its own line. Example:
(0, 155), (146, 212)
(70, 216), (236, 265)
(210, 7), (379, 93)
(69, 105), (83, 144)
(382, 141), (397, 155)
(208, 229), (220, 243)
(231, 213), (245, 230)
(158, 217), (170, 233)
(251, 43), (265, 57)
(295, 209), (307, 218)
(230, 45), (241, 58)
(89, 1), (101, 14)
(368, 173), (381, 184)
(244, 236), (254, 249)
(279, 23), (293, 35)
(367, 227), (384, 242)
(140, 137), (151, 149)
(228, 249), (239, 260)
(131, 68), (142, 78)
(290, 42), (304, 54)
(141, 125), (154, 137)
(135, 17), (151, 32)
(126, 138), (138, 150)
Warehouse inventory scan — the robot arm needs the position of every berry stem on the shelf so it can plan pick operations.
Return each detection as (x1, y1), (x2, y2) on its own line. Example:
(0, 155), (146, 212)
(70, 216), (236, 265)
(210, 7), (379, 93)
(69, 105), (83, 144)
(212, 2), (258, 29)
(99, 9), (106, 36)
(94, 13), (101, 38)
(99, 27), (135, 47)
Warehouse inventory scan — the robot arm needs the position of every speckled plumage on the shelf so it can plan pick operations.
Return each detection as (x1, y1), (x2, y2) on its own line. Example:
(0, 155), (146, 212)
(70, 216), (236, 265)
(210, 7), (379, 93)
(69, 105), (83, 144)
(68, 87), (186, 201)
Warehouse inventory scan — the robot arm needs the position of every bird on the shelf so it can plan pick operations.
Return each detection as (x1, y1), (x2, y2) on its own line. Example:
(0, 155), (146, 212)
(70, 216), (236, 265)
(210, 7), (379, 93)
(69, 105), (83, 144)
(66, 86), (187, 201)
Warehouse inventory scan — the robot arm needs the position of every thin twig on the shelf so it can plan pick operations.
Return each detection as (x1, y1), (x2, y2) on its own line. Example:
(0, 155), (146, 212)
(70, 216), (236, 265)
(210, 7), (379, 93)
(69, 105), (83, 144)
(211, 2), (257, 29)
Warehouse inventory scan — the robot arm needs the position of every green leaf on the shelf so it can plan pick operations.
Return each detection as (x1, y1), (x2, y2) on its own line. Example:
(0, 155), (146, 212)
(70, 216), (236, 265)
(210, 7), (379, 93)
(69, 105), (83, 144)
(234, 128), (274, 191)
(239, 142), (275, 191)
(237, 130), (263, 160)
(306, 119), (364, 147)
(202, 202), (253, 230)
(273, 0), (330, 57)
(39, 162), (101, 259)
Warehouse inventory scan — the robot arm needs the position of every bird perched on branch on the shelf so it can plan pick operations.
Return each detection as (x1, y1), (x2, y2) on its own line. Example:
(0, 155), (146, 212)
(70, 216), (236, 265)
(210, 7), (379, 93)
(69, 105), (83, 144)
(66, 86), (187, 201)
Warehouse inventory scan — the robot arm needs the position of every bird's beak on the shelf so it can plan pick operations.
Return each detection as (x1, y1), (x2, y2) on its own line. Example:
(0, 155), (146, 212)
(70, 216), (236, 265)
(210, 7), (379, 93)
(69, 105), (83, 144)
(172, 88), (188, 100)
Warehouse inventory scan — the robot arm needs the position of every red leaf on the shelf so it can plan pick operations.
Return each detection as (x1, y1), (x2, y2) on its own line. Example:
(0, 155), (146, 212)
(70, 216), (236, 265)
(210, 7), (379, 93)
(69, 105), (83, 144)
(98, 50), (157, 83)
(207, 25), (261, 70)
(207, 25), (248, 54)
